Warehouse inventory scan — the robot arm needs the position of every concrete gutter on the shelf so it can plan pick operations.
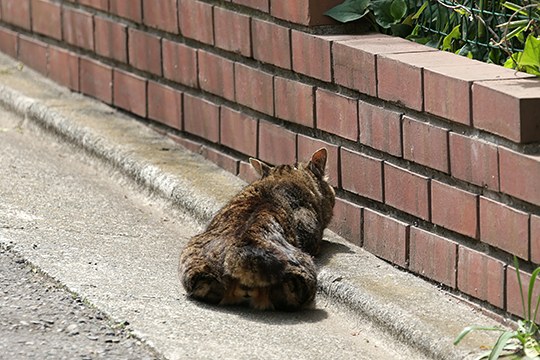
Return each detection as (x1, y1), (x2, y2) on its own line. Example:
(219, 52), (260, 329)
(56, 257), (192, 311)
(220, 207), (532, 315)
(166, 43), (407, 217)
(0, 53), (508, 360)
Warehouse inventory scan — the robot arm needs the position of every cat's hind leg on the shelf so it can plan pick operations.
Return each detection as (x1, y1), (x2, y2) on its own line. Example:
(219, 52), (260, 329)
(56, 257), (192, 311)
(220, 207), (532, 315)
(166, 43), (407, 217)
(269, 269), (316, 311)
(182, 271), (225, 305)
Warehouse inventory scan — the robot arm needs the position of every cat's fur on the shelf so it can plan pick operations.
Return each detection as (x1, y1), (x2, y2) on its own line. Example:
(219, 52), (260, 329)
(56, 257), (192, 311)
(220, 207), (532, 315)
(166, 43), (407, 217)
(179, 148), (335, 311)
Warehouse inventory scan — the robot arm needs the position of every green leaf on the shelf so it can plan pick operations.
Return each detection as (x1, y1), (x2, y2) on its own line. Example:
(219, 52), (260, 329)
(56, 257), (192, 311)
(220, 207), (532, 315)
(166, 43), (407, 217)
(523, 65), (540, 76)
(370, 0), (407, 28)
(488, 331), (518, 360)
(411, 1), (428, 20)
(390, 23), (413, 37)
(502, 25), (528, 42)
(514, 256), (527, 320)
(497, 19), (531, 30)
(520, 35), (540, 70)
(442, 25), (461, 51)
(390, 0), (407, 21)
(501, 1), (531, 16)
(454, 325), (506, 345)
(488, 49), (501, 64)
(504, 52), (521, 69)
(527, 266), (540, 321)
(324, 0), (371, 23)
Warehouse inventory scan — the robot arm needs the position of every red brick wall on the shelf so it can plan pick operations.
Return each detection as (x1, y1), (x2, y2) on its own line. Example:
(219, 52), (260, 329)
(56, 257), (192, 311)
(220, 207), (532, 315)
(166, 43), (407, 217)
(1, 0), (539, 318)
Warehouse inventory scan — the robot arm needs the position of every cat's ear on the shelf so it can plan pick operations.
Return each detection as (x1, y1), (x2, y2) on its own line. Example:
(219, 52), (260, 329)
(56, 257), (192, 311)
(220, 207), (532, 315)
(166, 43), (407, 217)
(249, 158), (273, 178)
(308, 148), (327, 178)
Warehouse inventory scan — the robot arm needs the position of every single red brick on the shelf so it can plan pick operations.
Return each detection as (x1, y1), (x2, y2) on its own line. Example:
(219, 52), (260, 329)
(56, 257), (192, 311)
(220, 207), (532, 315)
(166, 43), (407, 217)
(328, 197), (362, 245)
(531, 215), (540, 264)
(198, 51), (235, 101)
(403, 116), (449, 173)
(48, 46), (79, 91)
(162, 39), (198, 88)
(18, 36), (48, 75)
(128, 28), (162, 76)
(1, 0), (31, 29)
(316, 89), (358, 141)
(113, 69), (147, 117)
(274, 77), (314, 127)
(384, 163), (430, 221)
(220, 107), (258, 157)
(183, 94), (220, 143)
(507, 266), (540, 317)
(409, 227), (457, 288)
(147, 81), (182, 130)
(31, 0), (61, 40)
(432, 181), (478, 238)
(110, 0), (142, 22)
(258, 121), (296, 165)
(238, 160), (260, 184)
(0, 27), (18, 58)
(473, 79), (540, 143)
(340, 148), (383, 202)
(231, 0), (269, 12)
(270, 0), (341, 25)
(333, 39), (376, 97)
(62, 7), (94, 50)
(252, 19), (290, 69)
(449, 133), (499, 191)
(291, 31), (331, 82)
(457, 247), (505, 308)
(297, 135), (339, 188)
(200, 146), (239, 175)
(499, 147), (540, 207)
(80, 57), (113, 104)
(142, 0), (178, 33)
(364, 209), (409, 268)
(235, 63), (274, 115)
(179, 0), (214, 45)
(94, 16), (127, 63)
(358, 101), (402, 157)
(425, 63), (531, 126)
(78, 0), (108, 10)
(377, 54), (424, 111)
(480, 197), (529, 259)
(214, 7), (251, 57)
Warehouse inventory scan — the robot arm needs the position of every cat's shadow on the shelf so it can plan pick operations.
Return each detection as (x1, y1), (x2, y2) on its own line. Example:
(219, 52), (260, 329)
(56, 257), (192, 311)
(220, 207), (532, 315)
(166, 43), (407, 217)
(188, 298), (329, 324)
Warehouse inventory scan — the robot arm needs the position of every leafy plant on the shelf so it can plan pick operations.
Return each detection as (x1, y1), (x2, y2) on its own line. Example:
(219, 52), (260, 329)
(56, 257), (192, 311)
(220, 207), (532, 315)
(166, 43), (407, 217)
(325, 0), (409, 30)
(325, 0), (540, 76)
(454, 256), (540, 360)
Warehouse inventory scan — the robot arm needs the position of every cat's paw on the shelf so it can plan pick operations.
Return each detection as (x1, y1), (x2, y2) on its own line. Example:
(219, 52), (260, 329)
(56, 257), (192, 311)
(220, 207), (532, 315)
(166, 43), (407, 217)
(185, 273), (225, 305)
(269, 273), (316, 311)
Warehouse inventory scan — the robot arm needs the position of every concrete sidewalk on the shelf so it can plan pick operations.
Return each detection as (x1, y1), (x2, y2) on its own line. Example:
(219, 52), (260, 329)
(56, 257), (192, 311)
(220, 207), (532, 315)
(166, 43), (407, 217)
(0, 53), (507, 359)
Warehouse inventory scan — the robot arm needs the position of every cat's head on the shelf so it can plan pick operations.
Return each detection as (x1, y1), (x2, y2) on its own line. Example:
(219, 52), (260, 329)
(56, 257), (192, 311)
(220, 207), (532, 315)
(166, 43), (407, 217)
(249, 148), (329, 180)
(249, 148), (335, 223)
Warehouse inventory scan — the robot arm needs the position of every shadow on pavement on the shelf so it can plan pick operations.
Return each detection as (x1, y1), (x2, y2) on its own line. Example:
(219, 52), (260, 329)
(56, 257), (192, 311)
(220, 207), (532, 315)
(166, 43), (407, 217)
(185, 297), (329, 325)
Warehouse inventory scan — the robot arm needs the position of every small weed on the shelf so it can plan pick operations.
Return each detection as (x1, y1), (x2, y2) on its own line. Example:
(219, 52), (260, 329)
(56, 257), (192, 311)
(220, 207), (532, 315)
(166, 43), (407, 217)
(454, 256), (540, 360)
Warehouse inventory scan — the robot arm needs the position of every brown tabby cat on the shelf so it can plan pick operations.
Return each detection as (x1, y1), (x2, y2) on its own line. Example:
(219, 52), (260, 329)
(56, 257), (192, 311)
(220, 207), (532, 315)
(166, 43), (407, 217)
(179, 148), (335, 311)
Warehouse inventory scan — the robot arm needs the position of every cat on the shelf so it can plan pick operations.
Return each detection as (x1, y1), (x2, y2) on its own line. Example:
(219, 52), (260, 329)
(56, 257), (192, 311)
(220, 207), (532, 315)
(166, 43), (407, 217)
(179, 148), (335, 311)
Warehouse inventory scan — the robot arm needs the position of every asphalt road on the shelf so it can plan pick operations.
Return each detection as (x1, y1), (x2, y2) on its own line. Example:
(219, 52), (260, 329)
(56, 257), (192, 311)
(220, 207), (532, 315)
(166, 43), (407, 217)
(0, 105), (429, 359)
(0, 244), (161, 360)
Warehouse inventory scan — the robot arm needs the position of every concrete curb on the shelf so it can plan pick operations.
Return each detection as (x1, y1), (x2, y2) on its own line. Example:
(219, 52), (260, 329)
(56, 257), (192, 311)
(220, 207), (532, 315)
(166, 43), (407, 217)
(0, 55), (507, 360)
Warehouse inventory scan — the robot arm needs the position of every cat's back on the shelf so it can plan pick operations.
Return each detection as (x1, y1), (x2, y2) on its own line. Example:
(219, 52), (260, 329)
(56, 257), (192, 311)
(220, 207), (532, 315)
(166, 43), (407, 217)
(205, 177), (294, 237)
